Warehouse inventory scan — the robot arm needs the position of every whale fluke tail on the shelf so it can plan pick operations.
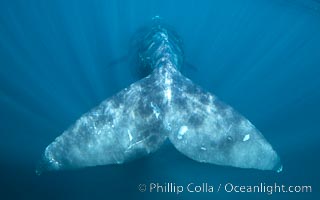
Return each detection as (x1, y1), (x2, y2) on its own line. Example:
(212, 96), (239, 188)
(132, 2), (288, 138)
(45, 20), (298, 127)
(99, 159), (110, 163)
(37, 65), (281, 175)
(37, 22), (281, 174)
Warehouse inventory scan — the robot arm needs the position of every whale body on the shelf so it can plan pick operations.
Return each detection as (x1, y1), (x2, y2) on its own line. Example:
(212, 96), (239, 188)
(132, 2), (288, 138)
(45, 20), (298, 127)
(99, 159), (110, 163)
(36, 22), (281, 175)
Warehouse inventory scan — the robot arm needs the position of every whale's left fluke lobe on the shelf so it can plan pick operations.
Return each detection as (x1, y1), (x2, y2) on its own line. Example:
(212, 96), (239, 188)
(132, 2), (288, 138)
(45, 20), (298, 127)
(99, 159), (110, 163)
(164, 71), (282, 171)
(36, 72), (169, 175)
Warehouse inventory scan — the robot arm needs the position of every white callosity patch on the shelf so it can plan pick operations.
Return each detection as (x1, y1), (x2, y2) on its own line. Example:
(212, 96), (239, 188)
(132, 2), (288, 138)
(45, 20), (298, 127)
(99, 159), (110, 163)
(200, 146), (207, 151)
(243, 134), (250, 142)
(177, 126), (188, 140)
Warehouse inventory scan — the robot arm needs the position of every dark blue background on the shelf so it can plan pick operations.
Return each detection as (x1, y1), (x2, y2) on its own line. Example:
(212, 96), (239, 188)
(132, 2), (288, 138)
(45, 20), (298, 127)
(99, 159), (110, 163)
(0, 0), (319, 199)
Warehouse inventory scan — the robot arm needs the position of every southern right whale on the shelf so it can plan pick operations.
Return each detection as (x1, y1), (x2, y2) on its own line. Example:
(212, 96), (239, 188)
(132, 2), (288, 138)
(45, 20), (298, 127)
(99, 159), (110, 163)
(36, 20), (281, 175)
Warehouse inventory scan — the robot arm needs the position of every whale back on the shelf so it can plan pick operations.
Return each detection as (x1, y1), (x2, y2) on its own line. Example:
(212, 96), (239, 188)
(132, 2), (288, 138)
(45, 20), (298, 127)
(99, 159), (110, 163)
(137, 21), (184, 73)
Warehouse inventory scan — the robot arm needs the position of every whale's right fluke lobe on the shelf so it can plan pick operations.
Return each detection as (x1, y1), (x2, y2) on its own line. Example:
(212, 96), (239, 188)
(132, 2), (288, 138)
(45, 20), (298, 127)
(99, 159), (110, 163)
(166, 71), (282, 171)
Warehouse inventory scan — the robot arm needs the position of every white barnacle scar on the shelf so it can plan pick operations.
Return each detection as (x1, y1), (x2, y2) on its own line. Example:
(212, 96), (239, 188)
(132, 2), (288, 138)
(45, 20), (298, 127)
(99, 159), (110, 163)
(243, 134), (250, 142)
(177, 126), (188, 139)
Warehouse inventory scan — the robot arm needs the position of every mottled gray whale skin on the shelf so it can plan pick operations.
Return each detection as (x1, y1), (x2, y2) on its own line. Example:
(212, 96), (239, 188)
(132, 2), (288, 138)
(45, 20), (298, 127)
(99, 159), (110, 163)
(36, 22), (281, 175)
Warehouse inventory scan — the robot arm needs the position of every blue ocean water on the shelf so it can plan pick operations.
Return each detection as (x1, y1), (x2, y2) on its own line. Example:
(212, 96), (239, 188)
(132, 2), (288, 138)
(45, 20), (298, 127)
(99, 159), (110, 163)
(0, 0), (319, 199)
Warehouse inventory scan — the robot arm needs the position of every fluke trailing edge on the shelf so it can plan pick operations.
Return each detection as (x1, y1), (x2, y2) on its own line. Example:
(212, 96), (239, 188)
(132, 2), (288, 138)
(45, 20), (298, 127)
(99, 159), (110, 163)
(36, 20), (282, 175)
